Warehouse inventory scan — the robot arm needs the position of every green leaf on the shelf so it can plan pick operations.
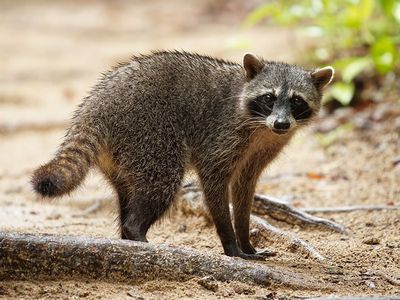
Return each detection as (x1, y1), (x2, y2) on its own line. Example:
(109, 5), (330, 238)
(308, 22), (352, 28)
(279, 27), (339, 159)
(359, 0), (375, 20)
(379, 0), (400, 22)
(343, 0), (374, 27)
(330, 82), (355, 105)
(341, 57), (372, 82)
(371, 36), (397, 74)
(379, 0), (395, 16)
(394, 1), (400, 23)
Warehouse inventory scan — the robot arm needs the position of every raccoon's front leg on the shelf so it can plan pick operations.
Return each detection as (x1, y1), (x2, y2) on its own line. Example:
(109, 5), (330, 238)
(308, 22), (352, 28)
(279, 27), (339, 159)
(232, 155), (276, 257)
(198, 168), (264, 260)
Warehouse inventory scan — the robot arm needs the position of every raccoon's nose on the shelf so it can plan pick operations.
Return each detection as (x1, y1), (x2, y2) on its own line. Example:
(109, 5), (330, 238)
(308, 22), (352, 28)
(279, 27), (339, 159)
(274, 119), (291, 130)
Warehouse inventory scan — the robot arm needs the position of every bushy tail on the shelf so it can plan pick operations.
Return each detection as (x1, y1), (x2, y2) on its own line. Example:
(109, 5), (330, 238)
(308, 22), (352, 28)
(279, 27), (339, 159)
(32, 131), (101, 198)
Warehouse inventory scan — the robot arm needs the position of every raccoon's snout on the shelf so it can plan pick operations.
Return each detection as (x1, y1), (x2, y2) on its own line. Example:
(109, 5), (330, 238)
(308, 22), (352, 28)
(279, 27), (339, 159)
(272, 118), (291, 134)
(274, 119), (291, 130)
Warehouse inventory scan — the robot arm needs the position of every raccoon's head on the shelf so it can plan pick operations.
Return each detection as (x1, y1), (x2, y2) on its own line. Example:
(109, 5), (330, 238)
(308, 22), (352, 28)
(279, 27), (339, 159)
(240, 53), (334, 135)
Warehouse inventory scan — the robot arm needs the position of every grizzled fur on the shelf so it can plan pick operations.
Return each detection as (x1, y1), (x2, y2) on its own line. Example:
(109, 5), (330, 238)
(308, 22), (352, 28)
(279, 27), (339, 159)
(32, 50), (334, 259)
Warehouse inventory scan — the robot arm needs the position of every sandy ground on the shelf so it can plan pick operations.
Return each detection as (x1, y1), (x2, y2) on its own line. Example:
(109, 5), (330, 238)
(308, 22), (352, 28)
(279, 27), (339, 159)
(0, 0), (399, 299)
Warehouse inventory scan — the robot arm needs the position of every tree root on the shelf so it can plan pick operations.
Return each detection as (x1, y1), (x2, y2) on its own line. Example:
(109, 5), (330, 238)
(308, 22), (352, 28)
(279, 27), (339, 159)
(253, 194), (346, 233)
(0, 232), (328, 290)
(250, 215), (325, 261)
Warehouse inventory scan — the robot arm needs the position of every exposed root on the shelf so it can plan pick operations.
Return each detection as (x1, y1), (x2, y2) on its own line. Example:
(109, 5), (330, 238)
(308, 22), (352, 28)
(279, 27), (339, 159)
(250, 214), (325, 261)
(253, 194), (346, 233)
(0, 232), (328, 290)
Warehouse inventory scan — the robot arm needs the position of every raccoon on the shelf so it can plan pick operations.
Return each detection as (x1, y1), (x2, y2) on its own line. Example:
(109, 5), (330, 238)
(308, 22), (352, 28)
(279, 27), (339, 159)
(32, 51), (334, 259)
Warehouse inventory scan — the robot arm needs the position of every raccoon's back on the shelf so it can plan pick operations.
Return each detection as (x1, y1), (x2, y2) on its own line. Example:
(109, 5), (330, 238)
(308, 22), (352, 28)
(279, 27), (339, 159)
(91, 51), (245, 141)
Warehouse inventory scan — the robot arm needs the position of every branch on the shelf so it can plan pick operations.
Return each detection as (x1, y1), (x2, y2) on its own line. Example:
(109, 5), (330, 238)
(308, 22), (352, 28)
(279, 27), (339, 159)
(0, 232), (326, 290)
(303, 205), (400, 214)
(71, 197), (107, 217)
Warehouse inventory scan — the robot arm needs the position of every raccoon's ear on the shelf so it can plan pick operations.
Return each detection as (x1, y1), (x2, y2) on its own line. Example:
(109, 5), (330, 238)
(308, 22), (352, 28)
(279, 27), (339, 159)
(243, 53), (264, 81)
(311, 66), (334, 90)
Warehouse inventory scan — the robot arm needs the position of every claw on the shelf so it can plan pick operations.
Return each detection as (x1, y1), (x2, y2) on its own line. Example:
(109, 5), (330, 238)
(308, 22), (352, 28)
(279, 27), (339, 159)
(237, 251), (267, 261)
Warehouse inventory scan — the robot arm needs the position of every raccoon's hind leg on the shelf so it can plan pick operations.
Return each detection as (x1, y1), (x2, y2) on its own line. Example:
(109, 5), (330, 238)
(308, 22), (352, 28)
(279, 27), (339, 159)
(98, 151), (132, 239)
(113, 146), (185, 242)
(108, 174), (131, 240)
(120, 170), (184, 242)
(104, 163), (185, 241)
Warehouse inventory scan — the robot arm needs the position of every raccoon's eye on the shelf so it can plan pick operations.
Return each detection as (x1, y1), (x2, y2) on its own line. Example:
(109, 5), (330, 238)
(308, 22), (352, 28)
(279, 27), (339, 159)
(254, 93), (276, 107)
(292, 96), (303, 107)
(248, 93), (275, 118)
(291, 96), (312, 120)
(258, 93), (276, 103)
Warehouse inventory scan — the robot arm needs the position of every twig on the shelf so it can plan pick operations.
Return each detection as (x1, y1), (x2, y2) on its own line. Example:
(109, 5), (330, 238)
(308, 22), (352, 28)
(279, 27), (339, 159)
(71, 198), (105, 217)
(303, 205), (400, 213)
(364, 269), (400, 286)
(377, 272), (400, 286)
(306, 297), (399, 300)
(0, 232), (327, 290)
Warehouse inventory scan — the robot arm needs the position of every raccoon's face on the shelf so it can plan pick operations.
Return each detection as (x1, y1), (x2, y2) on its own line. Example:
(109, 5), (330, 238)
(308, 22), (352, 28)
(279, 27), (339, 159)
(241, 53), (334, 135)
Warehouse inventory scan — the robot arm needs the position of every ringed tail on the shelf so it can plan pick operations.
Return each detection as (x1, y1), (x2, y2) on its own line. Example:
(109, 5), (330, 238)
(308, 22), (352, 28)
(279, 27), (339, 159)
(31, 130), (101, 198)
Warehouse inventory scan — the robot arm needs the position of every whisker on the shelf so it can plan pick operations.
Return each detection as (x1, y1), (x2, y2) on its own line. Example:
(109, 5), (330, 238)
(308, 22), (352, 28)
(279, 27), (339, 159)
(253, 101), (273, 115)
(216, 93), (243, 103)
(248, 109), (266, 119)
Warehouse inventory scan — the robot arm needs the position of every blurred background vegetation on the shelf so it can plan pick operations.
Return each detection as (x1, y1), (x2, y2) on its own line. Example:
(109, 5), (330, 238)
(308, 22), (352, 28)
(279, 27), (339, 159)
(243, 0), (400, 109)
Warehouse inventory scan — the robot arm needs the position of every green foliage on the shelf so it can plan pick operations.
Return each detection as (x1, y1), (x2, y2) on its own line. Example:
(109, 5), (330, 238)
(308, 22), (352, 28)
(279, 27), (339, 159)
(329, 82), (355, 106)
(244, 0), (400, 105)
